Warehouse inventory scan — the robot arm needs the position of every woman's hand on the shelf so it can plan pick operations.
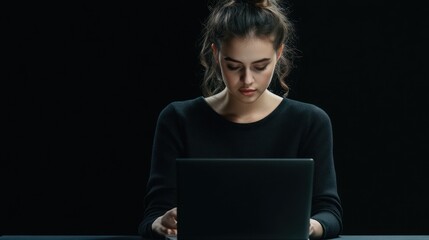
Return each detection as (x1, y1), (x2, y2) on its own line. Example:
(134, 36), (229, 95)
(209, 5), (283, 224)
(309, 218), (323, 239)
(152, 207), (178, 236)
(152, 209), (323, 239)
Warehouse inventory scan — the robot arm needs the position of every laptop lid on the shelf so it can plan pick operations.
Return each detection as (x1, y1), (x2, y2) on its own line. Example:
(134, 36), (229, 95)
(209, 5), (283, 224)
(174, 158), (314, 240)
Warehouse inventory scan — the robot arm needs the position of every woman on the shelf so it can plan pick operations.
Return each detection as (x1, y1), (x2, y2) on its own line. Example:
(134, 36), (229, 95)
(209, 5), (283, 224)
(139, 0), (343, 239)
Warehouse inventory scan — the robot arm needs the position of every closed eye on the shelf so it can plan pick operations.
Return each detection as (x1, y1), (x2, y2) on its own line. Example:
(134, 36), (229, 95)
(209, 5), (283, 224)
(226, 65), (241, 71)
(254, 65), (268, 71)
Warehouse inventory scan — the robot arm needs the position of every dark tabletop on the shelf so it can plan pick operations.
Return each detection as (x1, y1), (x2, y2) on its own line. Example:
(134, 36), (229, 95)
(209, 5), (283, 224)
(1, 235), (429, 240)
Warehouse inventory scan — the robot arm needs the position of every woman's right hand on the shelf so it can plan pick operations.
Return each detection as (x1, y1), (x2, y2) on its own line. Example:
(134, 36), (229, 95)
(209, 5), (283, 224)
(152, 207), (178, 236)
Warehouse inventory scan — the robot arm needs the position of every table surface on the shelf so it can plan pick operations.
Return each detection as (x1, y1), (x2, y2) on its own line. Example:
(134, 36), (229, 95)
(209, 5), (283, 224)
(0, 235), (429, 240)
(1, 236), (429, 240)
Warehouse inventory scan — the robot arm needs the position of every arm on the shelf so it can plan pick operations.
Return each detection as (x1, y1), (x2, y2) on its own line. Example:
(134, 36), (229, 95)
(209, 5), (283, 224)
(301, 105), (343, 239)
(138, 104), (183, 239)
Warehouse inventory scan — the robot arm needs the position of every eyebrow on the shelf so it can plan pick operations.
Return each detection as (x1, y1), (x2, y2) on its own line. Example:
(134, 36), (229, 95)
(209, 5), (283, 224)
(224, 57), (271, 64)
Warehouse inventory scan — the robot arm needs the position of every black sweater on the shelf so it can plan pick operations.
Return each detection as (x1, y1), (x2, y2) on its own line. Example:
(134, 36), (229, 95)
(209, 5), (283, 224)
(139, 96), (343, 239)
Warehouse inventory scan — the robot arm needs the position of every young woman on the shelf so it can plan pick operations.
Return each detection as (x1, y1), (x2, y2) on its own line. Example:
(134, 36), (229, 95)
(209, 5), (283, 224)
(139, 0), (343, 239)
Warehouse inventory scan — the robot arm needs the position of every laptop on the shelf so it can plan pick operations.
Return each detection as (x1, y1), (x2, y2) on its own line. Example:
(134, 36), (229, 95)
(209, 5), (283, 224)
(170, 158), (314, 240)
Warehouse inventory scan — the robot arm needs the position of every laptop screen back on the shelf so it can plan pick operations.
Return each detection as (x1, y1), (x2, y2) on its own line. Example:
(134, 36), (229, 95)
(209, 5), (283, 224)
(175, 158), (314, 240)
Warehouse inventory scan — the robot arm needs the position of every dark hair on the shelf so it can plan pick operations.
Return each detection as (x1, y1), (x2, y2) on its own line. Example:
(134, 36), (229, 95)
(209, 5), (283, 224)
(199, 0), (297, 97)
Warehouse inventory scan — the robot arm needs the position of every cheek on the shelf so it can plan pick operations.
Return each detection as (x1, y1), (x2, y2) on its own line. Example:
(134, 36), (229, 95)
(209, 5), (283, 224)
(262, 70), (273, 79)
(219, 66), (236, 81)
(221, 71), (237, 85)
(260, 68), (276, 84)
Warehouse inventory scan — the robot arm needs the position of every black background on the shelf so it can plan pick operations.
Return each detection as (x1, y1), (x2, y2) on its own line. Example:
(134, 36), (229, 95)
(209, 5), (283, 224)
(2, 1), (429, 235)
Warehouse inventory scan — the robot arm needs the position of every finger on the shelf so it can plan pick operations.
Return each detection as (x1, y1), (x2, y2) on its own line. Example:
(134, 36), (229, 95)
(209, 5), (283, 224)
(153, 216), (175, 236)
(161, 216), (177, 228)
(166, 228), (178, 236)
(155, 224), (177, 236)
(161, 210), (178, 228)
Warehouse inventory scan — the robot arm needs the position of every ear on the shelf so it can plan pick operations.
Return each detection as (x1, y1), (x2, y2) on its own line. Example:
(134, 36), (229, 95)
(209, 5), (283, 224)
(276, 44), (284, 60)
(211, 43), (219, 63)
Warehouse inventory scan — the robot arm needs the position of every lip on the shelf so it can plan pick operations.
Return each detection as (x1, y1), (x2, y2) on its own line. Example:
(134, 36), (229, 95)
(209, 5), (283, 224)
(239, 88), (256, 96)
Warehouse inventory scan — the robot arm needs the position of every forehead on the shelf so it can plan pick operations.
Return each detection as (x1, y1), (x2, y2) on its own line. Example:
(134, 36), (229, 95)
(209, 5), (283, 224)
(219, 36), (276, 61)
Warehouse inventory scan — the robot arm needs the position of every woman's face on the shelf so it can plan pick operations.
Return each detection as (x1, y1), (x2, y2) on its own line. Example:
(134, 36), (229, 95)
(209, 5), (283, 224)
(213, 36), (282, 103)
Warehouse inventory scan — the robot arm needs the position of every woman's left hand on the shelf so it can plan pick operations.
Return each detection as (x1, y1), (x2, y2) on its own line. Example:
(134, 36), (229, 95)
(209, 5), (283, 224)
(309, 218), (323, 239)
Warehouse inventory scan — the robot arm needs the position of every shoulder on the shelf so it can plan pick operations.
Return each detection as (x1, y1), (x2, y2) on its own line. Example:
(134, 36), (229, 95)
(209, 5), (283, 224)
(158, 96), (206, 119)
(282, 98), (331, 124)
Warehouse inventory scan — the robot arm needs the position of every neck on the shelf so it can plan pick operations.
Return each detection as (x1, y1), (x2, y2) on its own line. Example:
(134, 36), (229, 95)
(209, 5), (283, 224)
(207, 89), (282, 123)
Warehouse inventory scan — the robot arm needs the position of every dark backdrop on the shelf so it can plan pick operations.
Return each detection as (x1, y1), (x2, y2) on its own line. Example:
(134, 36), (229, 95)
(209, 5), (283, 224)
(2, 1), (428, 235)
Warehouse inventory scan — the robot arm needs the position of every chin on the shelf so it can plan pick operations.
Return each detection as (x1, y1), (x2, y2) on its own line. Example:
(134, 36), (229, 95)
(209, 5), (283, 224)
(238, 94), (260, 104)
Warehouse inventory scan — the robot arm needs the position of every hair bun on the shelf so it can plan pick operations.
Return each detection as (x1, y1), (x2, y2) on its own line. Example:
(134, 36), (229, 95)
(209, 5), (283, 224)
(236, 0), (271, 8)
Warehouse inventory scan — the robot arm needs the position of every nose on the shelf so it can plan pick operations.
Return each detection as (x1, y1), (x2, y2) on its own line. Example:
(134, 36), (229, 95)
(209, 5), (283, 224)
(241, 68), (254, 85)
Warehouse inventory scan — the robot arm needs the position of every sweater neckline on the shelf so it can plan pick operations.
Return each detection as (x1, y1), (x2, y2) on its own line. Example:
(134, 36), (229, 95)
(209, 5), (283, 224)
(198, 96), (287, 127)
